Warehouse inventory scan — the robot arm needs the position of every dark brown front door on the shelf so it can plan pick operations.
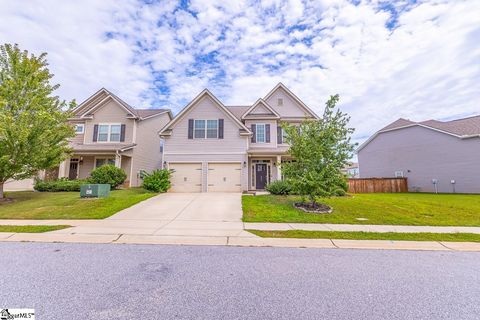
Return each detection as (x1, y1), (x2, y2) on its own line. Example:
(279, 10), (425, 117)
(68, 162), (78, 180)
(255, 163), (267, 189)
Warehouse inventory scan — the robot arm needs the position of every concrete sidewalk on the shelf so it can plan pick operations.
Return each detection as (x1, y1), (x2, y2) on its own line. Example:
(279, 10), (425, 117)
(245, 222), (480, 234)
(0, 231), (480, 251)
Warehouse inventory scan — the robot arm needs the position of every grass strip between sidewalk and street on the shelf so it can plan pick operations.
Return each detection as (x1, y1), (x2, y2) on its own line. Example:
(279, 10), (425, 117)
(0, 225), (71, 233)
(247, 230), (480, 242)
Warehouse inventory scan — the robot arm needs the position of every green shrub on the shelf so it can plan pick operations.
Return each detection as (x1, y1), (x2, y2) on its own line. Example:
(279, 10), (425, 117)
(88, 165), (127, 189)
(34, 178), (87, 192)
(333, 188), (347, 197)
(266, 180), (292, 195)
(142, 169), (171, 192)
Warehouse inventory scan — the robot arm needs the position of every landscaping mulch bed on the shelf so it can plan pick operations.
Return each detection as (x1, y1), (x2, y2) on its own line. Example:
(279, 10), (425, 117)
(294, 202), (332, 214)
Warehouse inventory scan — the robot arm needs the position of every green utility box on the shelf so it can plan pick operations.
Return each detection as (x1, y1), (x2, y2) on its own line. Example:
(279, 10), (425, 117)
(80, 184), (111, 198)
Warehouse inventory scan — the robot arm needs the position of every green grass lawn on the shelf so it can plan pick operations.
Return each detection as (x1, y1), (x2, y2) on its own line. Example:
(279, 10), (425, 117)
(0, 188), (156, 219)
(242, 193), (480, 226)
(0, 225), (71, 233)
(248, 230), (480, 242)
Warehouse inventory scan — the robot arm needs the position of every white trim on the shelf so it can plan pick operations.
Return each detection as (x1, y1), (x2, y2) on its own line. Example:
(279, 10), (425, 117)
(81, 95), (136, 119)
(159, 89), (251, 135)
(241, 98), (280, 120)
(263, 83), (319, 119)
(132, 119), (137, 143)
(96, 123), (122, 143)
(71, 88), (109, 114)
(139, 110), (173, 121)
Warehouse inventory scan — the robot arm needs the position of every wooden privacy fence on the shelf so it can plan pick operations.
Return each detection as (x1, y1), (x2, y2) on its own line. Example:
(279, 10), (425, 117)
(348, 178), (408, 193)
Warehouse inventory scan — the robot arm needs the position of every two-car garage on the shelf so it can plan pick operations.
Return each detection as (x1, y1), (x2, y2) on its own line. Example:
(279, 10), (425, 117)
(169, 162), (242, 193)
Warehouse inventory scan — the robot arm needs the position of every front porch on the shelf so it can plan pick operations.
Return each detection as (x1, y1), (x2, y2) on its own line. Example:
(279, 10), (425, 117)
(247, 155), (290, 191)
(58, 153), (133, 187)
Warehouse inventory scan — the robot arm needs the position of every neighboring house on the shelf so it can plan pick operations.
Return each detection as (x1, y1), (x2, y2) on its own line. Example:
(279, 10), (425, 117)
(159, 83), (319, 192)
(357, 116), (480, 193)
(57, 88), (172, 187)
(341, 162), (359, 178)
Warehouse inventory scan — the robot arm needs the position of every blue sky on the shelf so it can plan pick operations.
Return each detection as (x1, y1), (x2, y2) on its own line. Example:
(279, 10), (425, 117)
(0, 0), (479, 145)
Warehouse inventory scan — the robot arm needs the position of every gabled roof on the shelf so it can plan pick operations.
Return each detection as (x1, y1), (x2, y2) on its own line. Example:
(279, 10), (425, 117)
(158, 89), (251, 136)
(357, 115), (480, 152)
(241, 98), (280, 119)
(71, 88), (172, 121)
(264, 82), (319, 119)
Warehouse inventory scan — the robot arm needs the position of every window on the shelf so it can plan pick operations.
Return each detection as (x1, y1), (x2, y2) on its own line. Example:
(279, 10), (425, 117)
(97, 124), (122, 142)
(159, 139), (164, 153)
(281, 127), (288, 143)
(74, 124), (84, 134)
(95, 157), (115, 168)
(206, 120), (218, 138)
(98, 125), (109, 142)
(194, 120), (205, 138)
(109, 125), (121, 142)
(277, 98), (283, 106)
(194, 119), (218, 139)
(395, 171), (404, 178)
(256, 124), (266, 143)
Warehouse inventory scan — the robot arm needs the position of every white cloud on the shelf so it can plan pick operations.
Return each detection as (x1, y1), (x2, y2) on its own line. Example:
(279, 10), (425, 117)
(0, 0), (479, 145)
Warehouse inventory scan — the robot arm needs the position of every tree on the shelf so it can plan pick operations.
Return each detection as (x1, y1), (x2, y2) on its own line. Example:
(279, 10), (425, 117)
(281, 94), (356, 208)
(0, 44), (74, 200)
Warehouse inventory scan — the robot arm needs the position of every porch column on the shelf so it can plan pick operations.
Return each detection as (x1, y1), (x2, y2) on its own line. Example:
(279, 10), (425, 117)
(58, 159), (68, 178)
(115, 154), (122, 168)
(276, 155), (282, 180)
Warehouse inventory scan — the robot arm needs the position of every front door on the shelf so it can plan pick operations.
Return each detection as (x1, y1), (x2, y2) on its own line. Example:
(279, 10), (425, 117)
(255, 163), (267, 189)
(68, 162), (78, 180)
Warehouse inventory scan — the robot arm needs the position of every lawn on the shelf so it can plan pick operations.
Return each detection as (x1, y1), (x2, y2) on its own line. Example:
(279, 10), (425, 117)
(242, 193), (480, 226)
(248, 230), (480, 242)
(0, 188), (156, 219)
(0, 225), (71, 233)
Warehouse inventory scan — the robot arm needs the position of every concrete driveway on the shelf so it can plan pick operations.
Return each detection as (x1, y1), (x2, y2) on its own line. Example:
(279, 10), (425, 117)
(50, 193), (253, 239)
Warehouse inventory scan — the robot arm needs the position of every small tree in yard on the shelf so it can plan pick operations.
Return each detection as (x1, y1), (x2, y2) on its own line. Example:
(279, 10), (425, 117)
(281, 94), (356, 212)
(0, 44), (74, 200)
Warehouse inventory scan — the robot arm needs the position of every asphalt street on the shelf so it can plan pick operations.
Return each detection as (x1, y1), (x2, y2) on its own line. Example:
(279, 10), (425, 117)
(1, 242), (479, 320)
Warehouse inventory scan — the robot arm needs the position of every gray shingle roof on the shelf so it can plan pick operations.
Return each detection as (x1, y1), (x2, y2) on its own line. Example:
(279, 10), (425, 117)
(225, 106), (250, 120)
(381, 115), (480, 137)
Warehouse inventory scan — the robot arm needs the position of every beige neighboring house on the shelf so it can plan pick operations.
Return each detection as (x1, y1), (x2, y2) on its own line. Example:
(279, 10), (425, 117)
(56, 88), (172, 187)
(159, 83), (319, 192)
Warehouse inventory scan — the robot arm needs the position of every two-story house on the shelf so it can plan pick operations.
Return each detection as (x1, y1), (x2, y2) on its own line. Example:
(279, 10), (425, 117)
(57, 88), (172, 187)
(159, 83), (318, 192)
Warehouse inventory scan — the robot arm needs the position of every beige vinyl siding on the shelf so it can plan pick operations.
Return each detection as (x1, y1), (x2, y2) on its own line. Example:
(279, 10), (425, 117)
(265, 87), (311, 118)
(164, 95), (247, 154)
(121, 156), (132, 185)
(130, 114), (171, 187)
(78, 156), (95, 179)
(83, 100), (134, 144)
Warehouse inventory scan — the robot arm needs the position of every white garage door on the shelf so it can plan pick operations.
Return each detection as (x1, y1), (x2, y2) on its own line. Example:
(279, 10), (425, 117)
(207, 163), (242, 192)
(169, 163), (202, 192)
